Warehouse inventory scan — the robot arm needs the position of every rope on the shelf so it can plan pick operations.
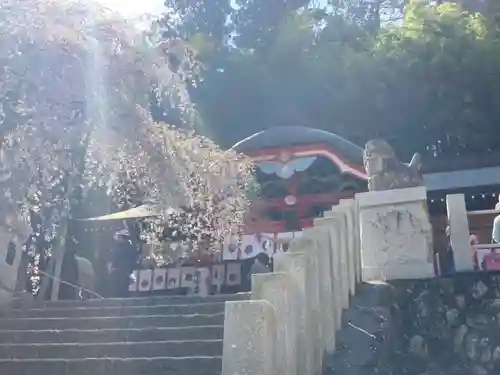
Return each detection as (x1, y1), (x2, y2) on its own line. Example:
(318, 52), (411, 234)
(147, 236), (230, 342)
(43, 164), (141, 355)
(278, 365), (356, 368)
(37, 270), (105, 300)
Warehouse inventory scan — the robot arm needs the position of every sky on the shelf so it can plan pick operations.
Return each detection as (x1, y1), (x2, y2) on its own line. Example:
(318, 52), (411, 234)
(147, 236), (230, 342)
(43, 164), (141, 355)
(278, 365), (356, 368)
(96, 0), (164, 17)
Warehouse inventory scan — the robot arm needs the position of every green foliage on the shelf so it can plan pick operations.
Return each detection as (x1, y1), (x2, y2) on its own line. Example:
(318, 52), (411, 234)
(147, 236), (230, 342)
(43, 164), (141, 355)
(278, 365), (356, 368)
(158, 0), (500, 161)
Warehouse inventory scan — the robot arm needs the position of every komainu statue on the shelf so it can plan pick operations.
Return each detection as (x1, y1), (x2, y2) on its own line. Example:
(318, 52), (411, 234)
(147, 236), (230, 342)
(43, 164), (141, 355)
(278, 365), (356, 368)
(363, 139), (423, 191)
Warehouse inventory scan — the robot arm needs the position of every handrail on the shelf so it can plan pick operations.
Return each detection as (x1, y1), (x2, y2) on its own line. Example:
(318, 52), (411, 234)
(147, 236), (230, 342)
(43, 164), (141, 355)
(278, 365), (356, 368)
(467, 209), (500, 216)
(37, 270), (105, 300)
(473, 244), (500, 250)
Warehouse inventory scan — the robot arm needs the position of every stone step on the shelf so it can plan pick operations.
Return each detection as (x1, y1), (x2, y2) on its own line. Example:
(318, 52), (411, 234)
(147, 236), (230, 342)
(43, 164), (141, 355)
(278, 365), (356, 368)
(0, 356), (222, 375)
(1, 325), (224, 344)
(0, 313), (224, 330)
(0, 340), (223, 359)
(18, 293), (249, 309)
(2, 302), (226, 318)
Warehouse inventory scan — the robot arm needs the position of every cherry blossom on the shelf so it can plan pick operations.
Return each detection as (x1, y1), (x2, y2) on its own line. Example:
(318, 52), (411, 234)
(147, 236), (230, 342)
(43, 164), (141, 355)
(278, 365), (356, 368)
(0, 0), (254, 293)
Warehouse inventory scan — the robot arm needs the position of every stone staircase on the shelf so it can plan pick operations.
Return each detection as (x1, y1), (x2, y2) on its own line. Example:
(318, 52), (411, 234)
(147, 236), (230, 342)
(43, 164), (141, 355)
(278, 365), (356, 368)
(0, 293), (249, 375)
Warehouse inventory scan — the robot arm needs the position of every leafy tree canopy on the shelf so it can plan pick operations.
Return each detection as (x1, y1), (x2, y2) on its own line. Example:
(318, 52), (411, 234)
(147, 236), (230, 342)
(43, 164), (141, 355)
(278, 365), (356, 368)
(158, 0), (500, 163)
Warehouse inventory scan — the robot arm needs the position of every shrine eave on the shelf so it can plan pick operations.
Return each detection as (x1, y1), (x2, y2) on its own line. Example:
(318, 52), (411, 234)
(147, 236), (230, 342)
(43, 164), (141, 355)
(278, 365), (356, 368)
(424, 166), (500, 192)
(231, 126), (364, 164)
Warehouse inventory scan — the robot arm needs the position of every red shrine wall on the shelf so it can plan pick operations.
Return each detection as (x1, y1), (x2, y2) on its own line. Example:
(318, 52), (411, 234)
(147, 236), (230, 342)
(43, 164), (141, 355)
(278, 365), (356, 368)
(244, 142), (368, 234)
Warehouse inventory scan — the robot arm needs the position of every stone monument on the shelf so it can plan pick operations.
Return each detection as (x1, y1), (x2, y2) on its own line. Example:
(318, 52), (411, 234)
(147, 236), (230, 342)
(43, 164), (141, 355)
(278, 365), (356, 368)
(357, 140), (434, 281)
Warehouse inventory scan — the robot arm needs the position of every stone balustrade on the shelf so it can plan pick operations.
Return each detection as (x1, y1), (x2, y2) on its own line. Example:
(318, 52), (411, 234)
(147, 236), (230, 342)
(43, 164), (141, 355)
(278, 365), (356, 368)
(222, 187), (436, 375)
(222, 198), (361, 375)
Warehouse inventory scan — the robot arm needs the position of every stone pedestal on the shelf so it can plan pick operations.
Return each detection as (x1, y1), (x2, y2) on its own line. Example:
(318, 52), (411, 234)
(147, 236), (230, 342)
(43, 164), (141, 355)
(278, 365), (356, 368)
(446, 194), (473, 272)
(222, 300), (277, 375)
(356, 186), (434, 281)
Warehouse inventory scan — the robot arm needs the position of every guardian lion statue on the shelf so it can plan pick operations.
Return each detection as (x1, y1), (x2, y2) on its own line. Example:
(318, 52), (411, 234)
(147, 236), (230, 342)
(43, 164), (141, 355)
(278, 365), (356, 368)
(363, 139), (423, 191)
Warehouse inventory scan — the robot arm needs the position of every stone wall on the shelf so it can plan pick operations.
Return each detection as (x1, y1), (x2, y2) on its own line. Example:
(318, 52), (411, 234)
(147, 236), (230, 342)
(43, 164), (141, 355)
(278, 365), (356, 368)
(384, 272), (500, 375)
(326, 273), (500, 375)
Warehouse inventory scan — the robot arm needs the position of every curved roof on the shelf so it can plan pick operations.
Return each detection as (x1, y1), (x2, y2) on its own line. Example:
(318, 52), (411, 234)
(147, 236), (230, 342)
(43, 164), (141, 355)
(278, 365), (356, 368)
(231, 126), (364, 164)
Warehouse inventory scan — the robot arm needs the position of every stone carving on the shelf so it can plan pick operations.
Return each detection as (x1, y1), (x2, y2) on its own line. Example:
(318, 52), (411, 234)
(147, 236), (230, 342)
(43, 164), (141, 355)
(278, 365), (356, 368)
(363, 139), (423, 191)
(367, 207), (434, 265)
(358, 190), (435, 281)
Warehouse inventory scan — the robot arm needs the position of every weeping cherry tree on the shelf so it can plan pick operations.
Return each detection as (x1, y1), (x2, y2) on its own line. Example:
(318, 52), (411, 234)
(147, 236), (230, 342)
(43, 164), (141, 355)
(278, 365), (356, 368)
(0, 0), (254, 297)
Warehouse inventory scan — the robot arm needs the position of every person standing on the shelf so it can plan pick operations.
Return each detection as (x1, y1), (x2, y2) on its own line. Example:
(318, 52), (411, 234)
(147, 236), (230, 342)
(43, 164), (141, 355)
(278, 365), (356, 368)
(109, 230), (138, 298)
(492, 214), (500, 244)
(249, 252), (271, 289)
(439, 226), (456, 276)
(470, 234), (480, 271)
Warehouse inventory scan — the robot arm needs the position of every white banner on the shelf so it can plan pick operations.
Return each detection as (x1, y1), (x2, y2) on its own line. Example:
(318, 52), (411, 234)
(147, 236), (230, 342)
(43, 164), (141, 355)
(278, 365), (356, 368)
(226, 262), (242, 286)
(194, 267), (211, 296)
(222, 234), (240, 260)
(152, 268), (167, 291)
(180, 266), (196, 289)
(166, 268), (181, 290)
(138, 269), (153, 292)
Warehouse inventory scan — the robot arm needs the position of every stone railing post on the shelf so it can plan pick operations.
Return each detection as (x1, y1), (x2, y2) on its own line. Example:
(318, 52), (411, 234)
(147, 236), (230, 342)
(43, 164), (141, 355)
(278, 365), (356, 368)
(356, 186), (434, 281)
(311, 219), (338, 349)
(324, 209), (350, 310)
(252, 272), (298, 375)
(339, 198), (361, 287)
(352, 198), (362, 284)
(316, 214), (342, 329)
(274, 251), (314, 375)
(446, 194), (473, 272)
(288, 236), (322, 374)
(222, 300), (277, 375)
(303, 226), (335, 355)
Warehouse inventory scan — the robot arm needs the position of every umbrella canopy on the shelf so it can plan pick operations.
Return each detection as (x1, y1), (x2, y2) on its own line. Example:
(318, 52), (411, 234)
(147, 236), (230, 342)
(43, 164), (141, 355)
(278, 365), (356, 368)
(76, 205), (176, 222)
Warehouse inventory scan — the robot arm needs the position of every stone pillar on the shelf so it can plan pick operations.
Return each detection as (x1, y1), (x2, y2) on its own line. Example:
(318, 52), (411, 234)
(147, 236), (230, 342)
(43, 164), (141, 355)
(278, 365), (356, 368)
(446, 194), (473, 272)
(318, 213), (343, 329)
(303, 226), (335, 355)
(252, 272), (298, 375)
(356, 186), (434, 281)
(339, 198), (361, 286)
(222, 300), (277, 375)
(324, 209), (350, 310)
(331, 204), (356, 297)
(274, 251), (314, 375)
(353, 199), (362, 284)
(288, 236), (322, 374)
(313, 217), (339, 346)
